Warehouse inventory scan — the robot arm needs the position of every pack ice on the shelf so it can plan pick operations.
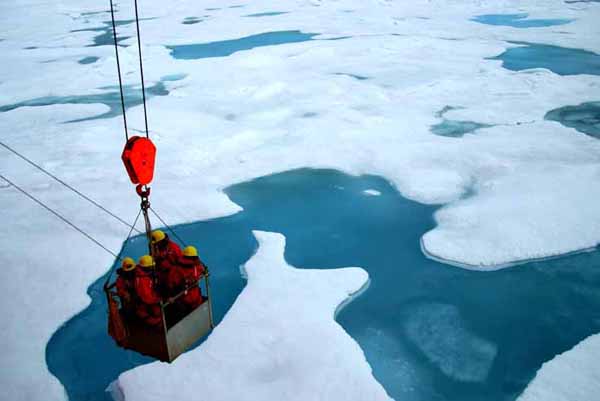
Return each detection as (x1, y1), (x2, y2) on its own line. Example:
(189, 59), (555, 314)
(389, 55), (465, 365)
(1, 0), (600, 400)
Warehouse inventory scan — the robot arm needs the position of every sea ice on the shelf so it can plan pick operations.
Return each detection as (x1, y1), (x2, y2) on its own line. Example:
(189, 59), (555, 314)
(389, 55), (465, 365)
(115, 231), (391, 401)
(517, 334), (600, 401)
(2, 0), (600, 399)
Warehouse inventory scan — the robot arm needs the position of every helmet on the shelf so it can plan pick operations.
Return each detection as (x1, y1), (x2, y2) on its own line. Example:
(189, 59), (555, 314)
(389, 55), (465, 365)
(151, 230), (166, 243)
(139, 255), (154, 268)
(182, 246), (198, 257)
(121, 257), (136, 271)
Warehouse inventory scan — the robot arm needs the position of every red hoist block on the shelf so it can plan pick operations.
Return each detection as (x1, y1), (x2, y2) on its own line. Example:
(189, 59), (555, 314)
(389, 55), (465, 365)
(121, 136), (156, 185)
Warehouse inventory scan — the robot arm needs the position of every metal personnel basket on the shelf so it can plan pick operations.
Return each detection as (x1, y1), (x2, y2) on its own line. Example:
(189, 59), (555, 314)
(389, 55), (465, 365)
(104, 273), (214, 362)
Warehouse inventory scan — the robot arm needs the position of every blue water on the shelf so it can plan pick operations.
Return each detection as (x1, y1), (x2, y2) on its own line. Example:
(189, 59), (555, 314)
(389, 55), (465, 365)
(472, 13), (573, 28)
(78, 56), (99, 65)
(81, 11), (110, 17)
(71, 20), (133, 47)
(182, 17), (202, 25)
(244, 12), (289, 17)
(545, 101), (600, 138)
(431, 106), (492, 137)
(72, 18), (155, 47)
(47, 168), (600, 401)
(431, 120), (491, 137)
(161, 73), (187, 82)
(0, 74), (185, 122)
(489, 42), (600, 75)
(334, 72), (369, 80)
(167, 31), (319, 60)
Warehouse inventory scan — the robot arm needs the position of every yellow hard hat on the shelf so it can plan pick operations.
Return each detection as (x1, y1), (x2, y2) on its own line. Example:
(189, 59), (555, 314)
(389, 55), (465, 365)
(139, 255), (154, 268)
(121, 257), (136, 271)
(151, 230), (166, 243)
(182, 246), (198, 257)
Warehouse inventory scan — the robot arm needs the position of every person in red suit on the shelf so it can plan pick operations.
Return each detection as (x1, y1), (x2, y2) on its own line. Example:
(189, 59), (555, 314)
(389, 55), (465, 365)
(115, 257), (137, 316)
(134, 255), (162, 327)
(169, 245), (206, 313)
(151, 230), (182, 297)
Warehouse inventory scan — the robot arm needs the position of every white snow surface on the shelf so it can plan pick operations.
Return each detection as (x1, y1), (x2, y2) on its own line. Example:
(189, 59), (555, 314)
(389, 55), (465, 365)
(517, 334), (600, 401)
(115, 231), (390, 401)
(2, 0), (600, 399)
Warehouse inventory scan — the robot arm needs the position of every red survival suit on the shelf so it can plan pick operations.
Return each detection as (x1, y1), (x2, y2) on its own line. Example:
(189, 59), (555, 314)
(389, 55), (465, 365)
(134, 266), (162, 326)
(115, 267), (136, 316)
(168, 255), (206, 311)
(154, 235), (182, 297)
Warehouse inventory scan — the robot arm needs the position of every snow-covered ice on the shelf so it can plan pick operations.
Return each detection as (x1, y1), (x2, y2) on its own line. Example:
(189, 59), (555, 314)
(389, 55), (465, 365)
(517, 334), (600, 401)
(114, 231), (391, 401)
(1, 0), (600, 399)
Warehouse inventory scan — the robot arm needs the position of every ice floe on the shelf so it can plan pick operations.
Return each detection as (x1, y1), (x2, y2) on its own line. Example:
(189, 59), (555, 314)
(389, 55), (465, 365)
(517, 334), (600, 401)
(115, 231), (391, 401)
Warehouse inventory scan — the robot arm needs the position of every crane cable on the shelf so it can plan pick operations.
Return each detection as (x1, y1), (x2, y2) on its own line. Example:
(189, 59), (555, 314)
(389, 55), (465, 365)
(107, 0), (190, 254)
(0, 172), (133, 259)
(1, 173), (192, 277)
(133, 0), (150, 138)
(0, 2), (154, 266)
(0, 141), (141, 234)
(105, 208), (142, 287)
(108, 0), (150, 140)
(150, 207), (188, 247)
(149, 206), (211, 276)
(108, 0), (128, 141)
